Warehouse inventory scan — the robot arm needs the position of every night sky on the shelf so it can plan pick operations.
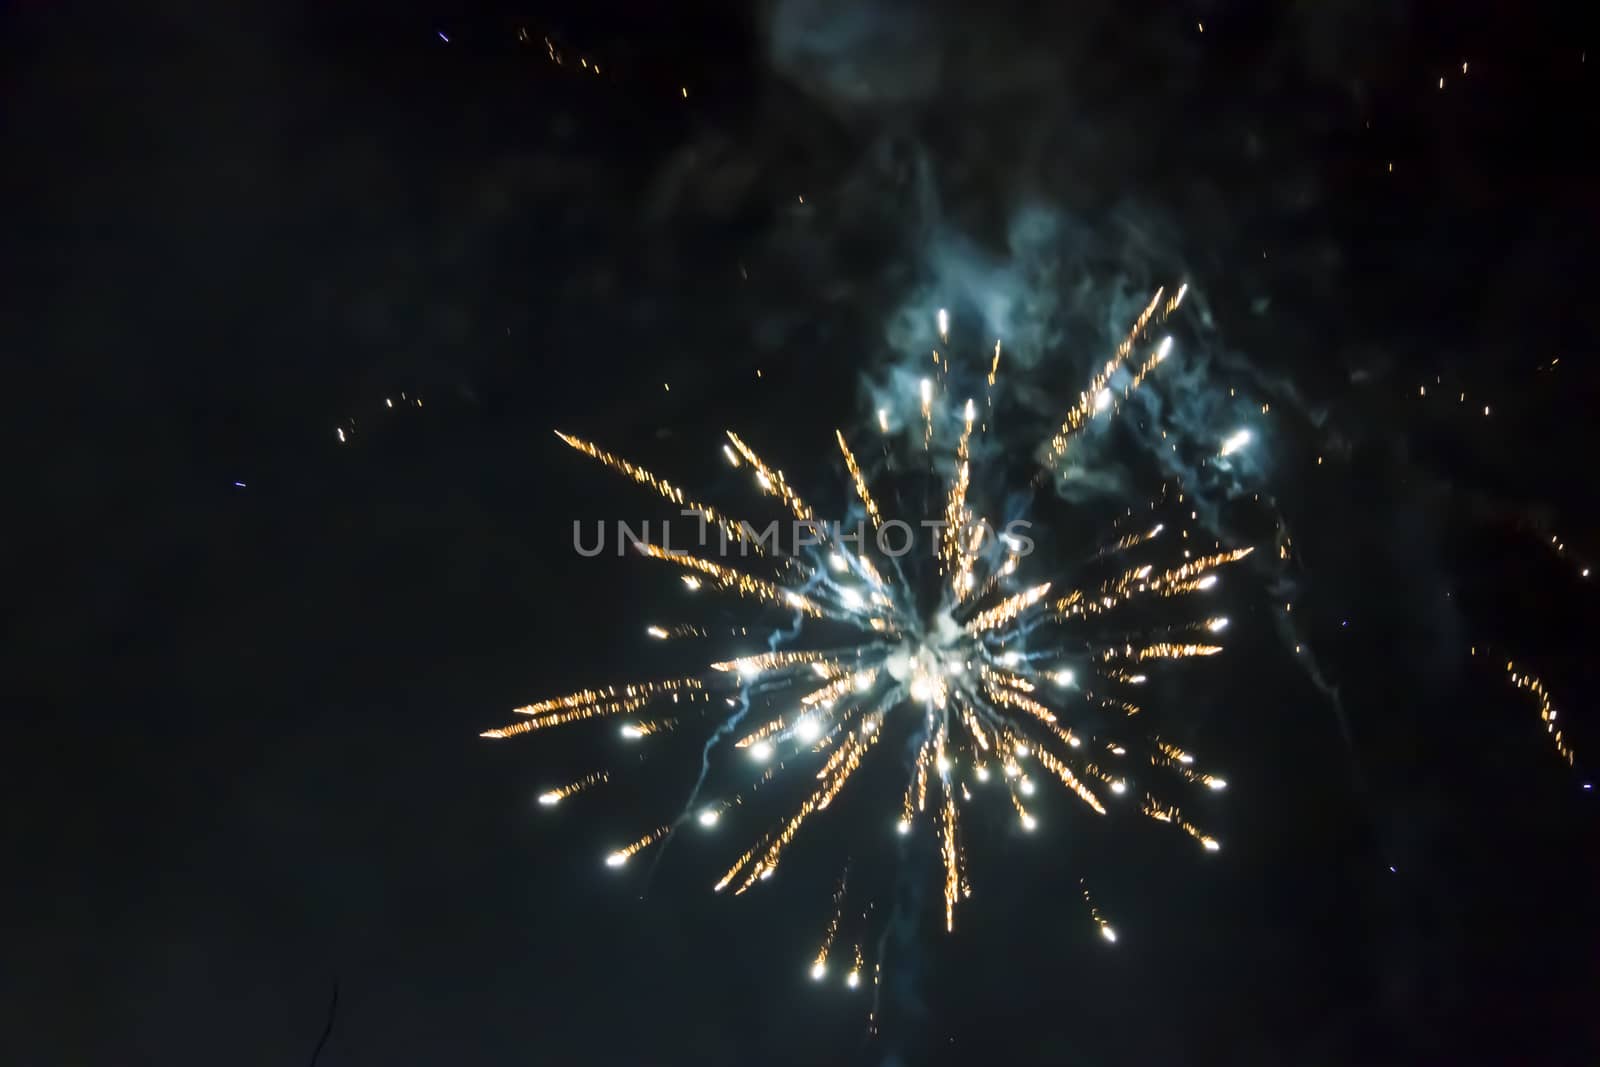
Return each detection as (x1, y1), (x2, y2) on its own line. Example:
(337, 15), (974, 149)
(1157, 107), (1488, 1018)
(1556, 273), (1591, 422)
(9, 1), (1600, 1063)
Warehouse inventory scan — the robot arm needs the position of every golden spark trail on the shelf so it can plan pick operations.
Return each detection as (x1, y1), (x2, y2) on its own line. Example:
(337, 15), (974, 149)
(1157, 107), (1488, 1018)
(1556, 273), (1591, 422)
(554, 431), (757, 551)
(509, 678), (700, 717)
(1142, 796), (1220, 851)
(914, 729), (935, 812)
(633, 543), (825, 616)
(726, 431), (813, 521)
(942, 399), (980, 597)
(606, 823), (671, 867)
(965, 582), (1052, 634)
(1033, 746), (1107, 813)
(1100, 523), (1166, 558)
(836, 430), (884, 529)
(1103, 642), (1225, 662)
(941, 786), (961, 931)
(1045, 287), (1165, 464)
(733, 728), (882, 892)
(980, 678), (1059, 726)
(981, 665), (1036, 693)
(1053, 547), (1254, 619)
(480, 697), (648, 738)
(802, 672), (868, 708)
(711, 650), (833, 673)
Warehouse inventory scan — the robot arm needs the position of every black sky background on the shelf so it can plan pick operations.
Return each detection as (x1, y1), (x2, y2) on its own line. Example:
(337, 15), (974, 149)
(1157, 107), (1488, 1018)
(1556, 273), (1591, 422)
(7, 1), (1600, 1063)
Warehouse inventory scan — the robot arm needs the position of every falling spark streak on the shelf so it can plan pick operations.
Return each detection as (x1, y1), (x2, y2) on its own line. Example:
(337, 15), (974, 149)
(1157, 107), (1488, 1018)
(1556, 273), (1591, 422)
(555, 431), (757, 551)
(1504, 661), (1576, 766)
(941, 786), (961, 931)
(1081, 880), (1116, 942)
(811, 868), (849, 975)
(607, 823), (671, 867)
(538, 770), (610, 806)
(1142, 797), (1220, 851)
(488, 280), (1255, 1001)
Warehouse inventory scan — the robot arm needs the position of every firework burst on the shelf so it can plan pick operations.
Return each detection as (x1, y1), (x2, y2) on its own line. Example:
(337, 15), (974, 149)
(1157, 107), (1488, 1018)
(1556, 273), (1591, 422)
(486, 284), (1251, 1006)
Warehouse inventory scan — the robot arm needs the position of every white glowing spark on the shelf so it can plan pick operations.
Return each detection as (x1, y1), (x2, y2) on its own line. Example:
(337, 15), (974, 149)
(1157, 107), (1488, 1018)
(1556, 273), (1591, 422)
(698, 809), (720, 826)
(1220, 429), (1251, 456)
(751, 741), (773, 761)
(1207, 617), (1230, 632)
(937, 307), (949, 340)
(646, 626), (669, 639)
(795, 717), (821, 742)
(1094, 388), (1113, 413)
